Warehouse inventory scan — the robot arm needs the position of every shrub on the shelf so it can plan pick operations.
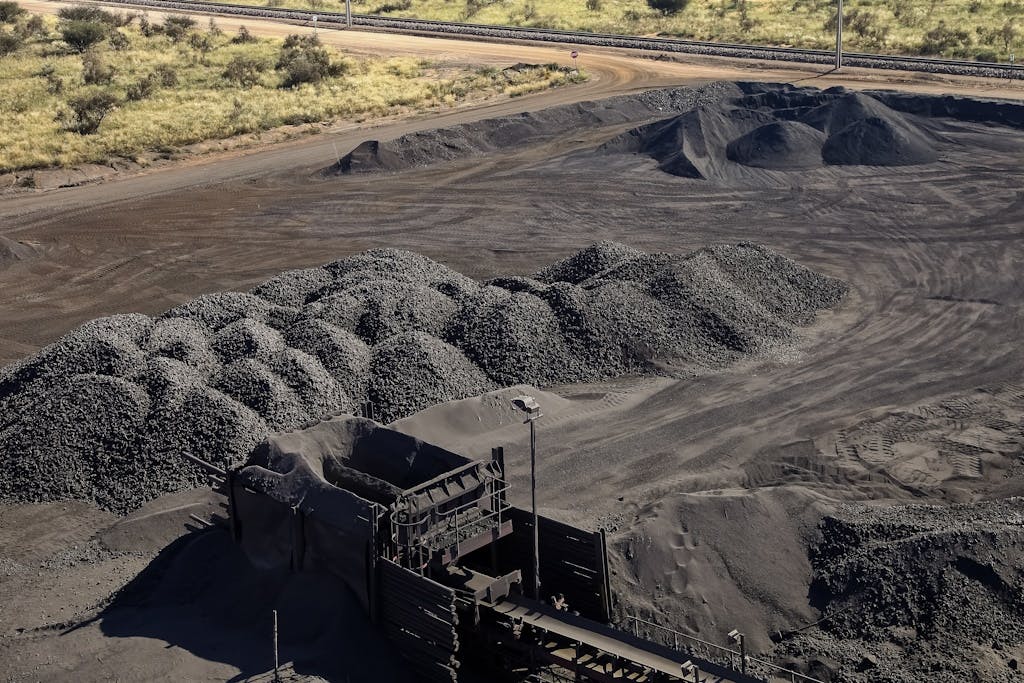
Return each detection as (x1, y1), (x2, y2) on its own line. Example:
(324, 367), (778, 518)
(0, 1), (25, 23)
(0, 29), (21, 55)
(223, 55), (267, 87)
(61, 90), (118, 134)
(82, 49), (115, 84)
(207, 17), (222, 37)
(920, 21), (972, 55)
(17, 13), (45, 38)
(646, 0), (688, 15)
(276, 33), (341, 87)
(154, 63), (178, 87)
(38, 63), (63, 93)
(373, 0), (411, 12)
(188, 31), (212, 54)
(162, 14), (195, 42)
(231, 25), (256, 43)
(138, 14), (158, 37)
(974, 49), (999, 62)
(126, 72), (158, 100)
(61, 20), (107, 52)
(585, 0), (602, 11)
(57, 5), (116, 25)
(109, 29), (129, 50)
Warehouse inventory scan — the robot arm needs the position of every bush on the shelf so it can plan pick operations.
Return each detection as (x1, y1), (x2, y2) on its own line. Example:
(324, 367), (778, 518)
(18, 13), (46, 38)
(223, 54), (266, 87)
(276, 33), (341, 87)
(61, 20), (107, 52)
(188, 31), (212, 54)
(920, 21), (972, 55)
(57, 5), (116, 25)
(82, 49), (115, 84)
(109, 29), (129, 50)
(162, 14), (195, 42)
(585, 0), (602, 11)
(231, 25), (256, 43)
(154, 63), (178, 87)
(37, 63), (63, 93)
(0, 1), (25, 23)
(646, 0), (688, 15)
(61, 90), (118, 134)
(126, 72), (158, 100)
(0, 30), (21, 55)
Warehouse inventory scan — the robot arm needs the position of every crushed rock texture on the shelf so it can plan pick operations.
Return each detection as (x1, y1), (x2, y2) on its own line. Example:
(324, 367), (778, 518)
(778, 499), (1024, 682)
(0, 243), (845, 513)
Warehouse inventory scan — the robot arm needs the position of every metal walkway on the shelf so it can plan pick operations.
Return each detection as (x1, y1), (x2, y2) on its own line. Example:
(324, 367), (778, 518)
(489, 598), (750, 682)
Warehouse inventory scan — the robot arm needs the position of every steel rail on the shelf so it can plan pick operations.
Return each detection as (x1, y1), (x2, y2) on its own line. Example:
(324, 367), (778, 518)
(85, 0), (1023, 79)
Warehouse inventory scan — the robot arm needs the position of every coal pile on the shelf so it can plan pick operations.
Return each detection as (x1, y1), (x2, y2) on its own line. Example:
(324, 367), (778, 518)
(0, 242), (845, 513)
(778, 499), (1024, 682)
(601, 86), (940, 178)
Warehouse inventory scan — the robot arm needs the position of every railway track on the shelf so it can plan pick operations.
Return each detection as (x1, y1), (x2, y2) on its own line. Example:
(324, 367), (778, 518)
(88, 0), (1024, 80)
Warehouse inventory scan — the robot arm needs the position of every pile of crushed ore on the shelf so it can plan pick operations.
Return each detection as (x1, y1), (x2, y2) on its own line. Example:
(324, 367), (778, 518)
(0, 242), (845, 513)
(777, 499), (1024, 683)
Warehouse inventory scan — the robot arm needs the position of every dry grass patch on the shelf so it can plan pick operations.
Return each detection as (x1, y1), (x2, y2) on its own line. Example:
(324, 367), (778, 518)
(0, 5), (583, 171)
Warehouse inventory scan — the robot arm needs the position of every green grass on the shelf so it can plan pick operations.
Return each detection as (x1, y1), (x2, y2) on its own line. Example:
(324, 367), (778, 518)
(207, 0), (1024, 62)
(0, 10), (583, 171)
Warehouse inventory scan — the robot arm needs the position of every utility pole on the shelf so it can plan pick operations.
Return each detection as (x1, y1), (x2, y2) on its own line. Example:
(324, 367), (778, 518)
(346, 0), (352, 28)
(835, 0), (843, 70)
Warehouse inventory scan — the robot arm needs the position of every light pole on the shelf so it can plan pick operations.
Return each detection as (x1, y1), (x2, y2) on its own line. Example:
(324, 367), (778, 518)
(511, 394), (542, 601)
(835, 0), (843, 70)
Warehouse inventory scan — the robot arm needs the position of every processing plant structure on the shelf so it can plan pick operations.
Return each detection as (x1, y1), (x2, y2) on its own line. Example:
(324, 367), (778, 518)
(204, 414), (764, 683)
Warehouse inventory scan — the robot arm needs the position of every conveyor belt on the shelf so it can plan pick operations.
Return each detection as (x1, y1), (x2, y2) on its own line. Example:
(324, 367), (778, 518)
(489, 598), (745, 682)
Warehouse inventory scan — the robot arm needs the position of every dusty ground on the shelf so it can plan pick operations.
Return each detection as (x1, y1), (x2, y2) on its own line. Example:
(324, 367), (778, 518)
(1, 9), (1024, 682)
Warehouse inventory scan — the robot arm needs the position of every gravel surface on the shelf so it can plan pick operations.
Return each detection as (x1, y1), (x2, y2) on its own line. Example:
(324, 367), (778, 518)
(0, 243), (845, 513)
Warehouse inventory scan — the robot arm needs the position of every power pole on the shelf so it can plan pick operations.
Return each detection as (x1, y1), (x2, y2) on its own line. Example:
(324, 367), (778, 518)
(346, 0), (352, 28)
(835, 0), (843, 70)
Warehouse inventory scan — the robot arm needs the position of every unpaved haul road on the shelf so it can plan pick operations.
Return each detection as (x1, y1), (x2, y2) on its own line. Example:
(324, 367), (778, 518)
(3, 0), (1023, 229)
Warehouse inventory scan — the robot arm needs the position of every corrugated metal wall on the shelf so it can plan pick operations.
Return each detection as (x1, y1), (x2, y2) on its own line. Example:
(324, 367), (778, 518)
(500, 507), (612, 623)
(378, 559), (460, 682)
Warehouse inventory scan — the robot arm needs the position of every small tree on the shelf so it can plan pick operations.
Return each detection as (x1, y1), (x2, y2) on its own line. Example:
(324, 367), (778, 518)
(57, 5), (116, 25)
(61, 90), (118, 134)
(0, 1), (25, 23)
(162, 14), (195, 42)
(646, 0), (688, 15)
(61, 20), (107, 52)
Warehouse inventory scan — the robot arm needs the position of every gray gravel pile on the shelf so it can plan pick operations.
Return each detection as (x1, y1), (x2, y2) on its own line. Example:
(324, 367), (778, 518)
(777, 499), (1024, 682)
(0, 243), (845, 513)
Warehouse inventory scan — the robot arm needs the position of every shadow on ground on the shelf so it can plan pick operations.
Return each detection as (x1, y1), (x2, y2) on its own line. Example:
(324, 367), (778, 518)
(97, 528), (411, 682)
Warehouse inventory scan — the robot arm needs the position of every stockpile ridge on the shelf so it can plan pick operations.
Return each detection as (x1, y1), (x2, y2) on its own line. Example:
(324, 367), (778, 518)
(0, 242), (846, 513)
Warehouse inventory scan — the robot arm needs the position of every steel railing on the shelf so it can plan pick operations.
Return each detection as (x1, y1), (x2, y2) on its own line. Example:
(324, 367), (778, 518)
(625, 615), (826, 683)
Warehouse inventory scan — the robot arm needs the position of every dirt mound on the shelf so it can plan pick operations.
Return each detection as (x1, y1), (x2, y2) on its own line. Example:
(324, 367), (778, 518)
(726, 121), (827, 170)
(0, 243), (845, 513)
(822, 116), (938, 166)
(779, 499), (1024, 682)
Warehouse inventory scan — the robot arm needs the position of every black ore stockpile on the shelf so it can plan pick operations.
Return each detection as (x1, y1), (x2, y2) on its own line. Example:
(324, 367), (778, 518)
(603, 87), (938, 179)
(0, 243), (846, 513)
(779, 500), (1024, 683)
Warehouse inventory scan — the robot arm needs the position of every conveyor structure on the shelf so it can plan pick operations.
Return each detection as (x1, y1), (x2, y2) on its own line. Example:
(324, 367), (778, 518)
(216, 415), (768, 683)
